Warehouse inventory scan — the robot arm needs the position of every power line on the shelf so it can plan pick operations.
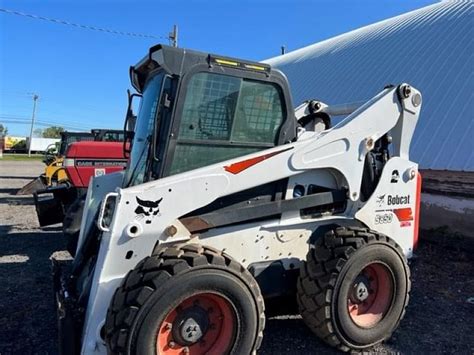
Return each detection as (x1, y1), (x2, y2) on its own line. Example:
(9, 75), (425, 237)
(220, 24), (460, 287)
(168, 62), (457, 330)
(1, 118), (98, 129)
(0, 115), (110, 128)
(5, 122), (107, 132)
(0, 114), (115, 128)
(0, 117), (110, 131)
(0, 7), (166, 40)
(0, 91), (33, 99)
(0, 120), (91, 132)
(1, 115), (95, 125)
(0, 114), (32, 119)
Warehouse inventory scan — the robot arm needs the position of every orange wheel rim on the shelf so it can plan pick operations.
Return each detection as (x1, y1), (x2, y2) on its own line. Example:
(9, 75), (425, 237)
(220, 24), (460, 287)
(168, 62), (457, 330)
(156, 293), (236, 355)
(347, 263), (393, 328)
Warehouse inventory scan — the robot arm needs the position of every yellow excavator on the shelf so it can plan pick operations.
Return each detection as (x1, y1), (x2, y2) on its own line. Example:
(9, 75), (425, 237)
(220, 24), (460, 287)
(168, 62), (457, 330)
(17, 129), (123, 195)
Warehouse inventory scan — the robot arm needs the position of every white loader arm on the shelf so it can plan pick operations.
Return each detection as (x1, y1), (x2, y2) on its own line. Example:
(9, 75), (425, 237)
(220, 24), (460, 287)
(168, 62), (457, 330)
(80, 84), (421, 354)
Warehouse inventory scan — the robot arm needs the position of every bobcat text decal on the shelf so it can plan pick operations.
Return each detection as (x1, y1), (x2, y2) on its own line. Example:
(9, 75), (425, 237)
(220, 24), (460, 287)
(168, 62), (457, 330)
(134, 197), (163, 224)
(387, 194), (410, 205)
(376, 194), (410, 207)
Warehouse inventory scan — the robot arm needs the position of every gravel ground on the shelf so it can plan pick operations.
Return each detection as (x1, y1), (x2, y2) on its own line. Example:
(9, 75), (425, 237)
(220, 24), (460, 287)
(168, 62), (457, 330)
(1, 160), (473, 354)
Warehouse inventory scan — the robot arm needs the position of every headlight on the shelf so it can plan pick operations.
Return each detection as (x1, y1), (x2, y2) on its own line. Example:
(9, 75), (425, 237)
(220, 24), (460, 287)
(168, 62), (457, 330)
(63, 158), (75, 167)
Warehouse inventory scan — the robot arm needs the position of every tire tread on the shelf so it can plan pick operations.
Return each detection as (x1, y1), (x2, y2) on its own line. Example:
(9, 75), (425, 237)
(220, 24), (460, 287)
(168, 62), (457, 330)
(297, 227), (411, 352)
(105, 243), (265, 354)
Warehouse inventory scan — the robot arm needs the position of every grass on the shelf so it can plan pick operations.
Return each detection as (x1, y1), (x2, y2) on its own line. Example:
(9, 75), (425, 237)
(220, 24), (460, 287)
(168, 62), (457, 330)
(0, 153), (44, 161)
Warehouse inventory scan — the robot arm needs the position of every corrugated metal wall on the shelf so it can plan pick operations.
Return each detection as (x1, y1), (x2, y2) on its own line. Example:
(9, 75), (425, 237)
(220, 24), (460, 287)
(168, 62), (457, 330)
(266, 0), (474, 171)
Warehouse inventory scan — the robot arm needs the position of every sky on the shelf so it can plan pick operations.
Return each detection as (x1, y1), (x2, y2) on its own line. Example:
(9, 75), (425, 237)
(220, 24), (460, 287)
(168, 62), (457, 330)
(0, 0), (437, 136)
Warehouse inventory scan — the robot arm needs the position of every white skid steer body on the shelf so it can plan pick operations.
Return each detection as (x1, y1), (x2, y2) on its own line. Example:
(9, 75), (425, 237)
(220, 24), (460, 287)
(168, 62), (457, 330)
(77, 83), (422, 354)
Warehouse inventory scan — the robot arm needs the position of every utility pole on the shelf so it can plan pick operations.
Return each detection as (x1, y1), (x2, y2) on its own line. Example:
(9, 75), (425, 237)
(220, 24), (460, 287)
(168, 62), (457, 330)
(169, 25), (178, 47)
(28, 94), (39, 157)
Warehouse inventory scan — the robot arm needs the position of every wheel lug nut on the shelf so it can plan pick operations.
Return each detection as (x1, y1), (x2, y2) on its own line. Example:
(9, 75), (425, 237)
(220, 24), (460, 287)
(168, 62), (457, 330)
(165, 323), (172, 330)
(168, 341), (176, 348)
(182, 347), (190, 354)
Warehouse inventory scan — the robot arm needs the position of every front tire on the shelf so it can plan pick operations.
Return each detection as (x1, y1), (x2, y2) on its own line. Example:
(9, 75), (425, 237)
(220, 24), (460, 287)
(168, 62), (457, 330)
(105, 244), (265, 355)
(297, 227), (410, 352)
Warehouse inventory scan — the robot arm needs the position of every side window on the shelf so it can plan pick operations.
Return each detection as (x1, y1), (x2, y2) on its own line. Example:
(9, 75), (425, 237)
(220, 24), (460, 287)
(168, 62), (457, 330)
(232, 80), (284, 144)
(170, 72), (285, 175)
(178, 73), (240, 141)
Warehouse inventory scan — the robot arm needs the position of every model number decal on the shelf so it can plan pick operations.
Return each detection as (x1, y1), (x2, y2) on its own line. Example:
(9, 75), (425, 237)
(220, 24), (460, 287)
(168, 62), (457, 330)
(374, 208), (414, 227)
(375, 213), (393, 224)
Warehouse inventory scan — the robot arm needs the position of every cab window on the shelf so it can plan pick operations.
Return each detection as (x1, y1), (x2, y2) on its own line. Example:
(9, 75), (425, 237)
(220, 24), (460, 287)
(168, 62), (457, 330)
(170, 72), (285, 174)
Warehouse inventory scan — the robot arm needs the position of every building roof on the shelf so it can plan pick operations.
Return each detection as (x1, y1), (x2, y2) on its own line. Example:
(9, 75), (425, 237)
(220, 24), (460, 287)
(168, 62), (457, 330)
(266, 0), (474, 171)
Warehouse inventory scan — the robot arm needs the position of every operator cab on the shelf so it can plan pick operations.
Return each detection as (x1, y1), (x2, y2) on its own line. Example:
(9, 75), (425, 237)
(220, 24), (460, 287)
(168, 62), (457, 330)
(124, 44), (297, 187)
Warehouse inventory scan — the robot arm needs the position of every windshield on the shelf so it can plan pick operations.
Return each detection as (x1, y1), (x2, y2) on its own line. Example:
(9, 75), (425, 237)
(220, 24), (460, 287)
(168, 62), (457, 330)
(124, 72), (164, 186)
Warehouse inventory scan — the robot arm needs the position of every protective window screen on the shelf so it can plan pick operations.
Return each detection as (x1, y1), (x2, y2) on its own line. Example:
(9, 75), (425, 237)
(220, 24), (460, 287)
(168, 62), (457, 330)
(232, 81), (284, 143)
(179, 73), (240, 141)
(171, 72), (285, 175)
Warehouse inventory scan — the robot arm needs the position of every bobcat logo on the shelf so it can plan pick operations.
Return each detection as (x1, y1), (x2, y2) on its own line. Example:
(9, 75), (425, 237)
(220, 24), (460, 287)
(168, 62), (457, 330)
(134, 197), (163, 224)
(376, 194), (385, 207)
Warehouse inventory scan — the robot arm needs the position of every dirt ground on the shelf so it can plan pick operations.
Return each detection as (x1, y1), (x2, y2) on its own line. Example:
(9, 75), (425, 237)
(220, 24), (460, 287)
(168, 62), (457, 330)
(0, 160), (473, 354)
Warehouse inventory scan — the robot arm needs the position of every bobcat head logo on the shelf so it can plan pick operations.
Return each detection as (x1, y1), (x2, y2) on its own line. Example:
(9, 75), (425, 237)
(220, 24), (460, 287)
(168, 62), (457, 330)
(134, 197), (163, 224)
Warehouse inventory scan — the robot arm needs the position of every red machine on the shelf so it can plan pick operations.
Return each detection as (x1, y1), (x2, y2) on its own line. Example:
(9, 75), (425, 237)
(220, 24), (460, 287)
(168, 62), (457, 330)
(34, 141), (127, 227)
(63, 141), (127, 187)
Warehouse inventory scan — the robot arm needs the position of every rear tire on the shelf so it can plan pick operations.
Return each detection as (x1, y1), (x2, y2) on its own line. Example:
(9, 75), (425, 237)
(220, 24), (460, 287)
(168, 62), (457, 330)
(104, 243), (265, 355)
(297, 227), (410, 352)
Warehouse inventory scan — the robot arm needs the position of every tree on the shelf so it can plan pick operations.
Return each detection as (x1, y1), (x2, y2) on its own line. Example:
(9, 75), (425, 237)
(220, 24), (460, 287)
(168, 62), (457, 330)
(0, 124), (8, 137)
(33, 128), (44, 137)
(42, 126), (64, 138)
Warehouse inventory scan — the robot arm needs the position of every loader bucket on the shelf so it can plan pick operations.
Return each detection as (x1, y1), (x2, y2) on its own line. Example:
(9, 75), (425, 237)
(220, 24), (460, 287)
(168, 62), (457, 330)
(34, 190), (65, 227)
(33, 185), (77, 227)
(17, 175), (48, 195)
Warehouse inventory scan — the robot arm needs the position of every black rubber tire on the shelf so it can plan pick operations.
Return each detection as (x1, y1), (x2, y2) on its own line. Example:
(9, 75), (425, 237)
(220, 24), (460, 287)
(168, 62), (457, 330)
(104, 243), (265, 355)
(297, 227), (411, 352)
(62, 195), (85, 257)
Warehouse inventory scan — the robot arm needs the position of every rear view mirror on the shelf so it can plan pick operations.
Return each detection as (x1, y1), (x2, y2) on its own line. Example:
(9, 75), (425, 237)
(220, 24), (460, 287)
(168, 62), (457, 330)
(127, 114), (136, 132)
(126, 89), (141, 132)
(123, 89), (142, 157)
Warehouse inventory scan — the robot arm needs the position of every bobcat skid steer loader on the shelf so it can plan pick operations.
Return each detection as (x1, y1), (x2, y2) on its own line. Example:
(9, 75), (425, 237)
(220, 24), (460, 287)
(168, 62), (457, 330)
(53, 44), (422, 355)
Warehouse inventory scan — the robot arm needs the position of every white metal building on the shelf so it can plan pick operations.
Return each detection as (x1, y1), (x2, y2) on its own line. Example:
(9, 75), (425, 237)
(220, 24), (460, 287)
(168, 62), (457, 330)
(266, 0), (474, 237)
